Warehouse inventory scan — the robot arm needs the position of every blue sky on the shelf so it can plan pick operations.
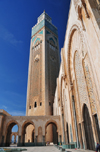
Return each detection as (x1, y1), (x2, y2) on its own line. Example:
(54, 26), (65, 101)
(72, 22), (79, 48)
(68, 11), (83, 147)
(0, 0), (70, 122)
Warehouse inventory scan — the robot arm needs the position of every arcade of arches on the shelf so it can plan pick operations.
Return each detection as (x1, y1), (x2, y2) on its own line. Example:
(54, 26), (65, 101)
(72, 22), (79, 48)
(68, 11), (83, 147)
(11, 132), (18, 144)
(0, 0), (100, 151)
(0, 113), (60, 146)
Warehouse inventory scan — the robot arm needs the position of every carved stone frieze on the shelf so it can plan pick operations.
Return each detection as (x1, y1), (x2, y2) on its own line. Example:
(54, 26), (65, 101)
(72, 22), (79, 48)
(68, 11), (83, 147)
(81, 0), (90, 18)
(73, 0), (82, 14)
(83, 61), (97, 115)
(73, 0), (89, 20)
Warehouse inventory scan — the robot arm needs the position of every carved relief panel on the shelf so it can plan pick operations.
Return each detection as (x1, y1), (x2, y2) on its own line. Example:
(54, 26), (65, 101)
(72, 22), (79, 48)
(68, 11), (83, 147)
(83, 60), (97, 115)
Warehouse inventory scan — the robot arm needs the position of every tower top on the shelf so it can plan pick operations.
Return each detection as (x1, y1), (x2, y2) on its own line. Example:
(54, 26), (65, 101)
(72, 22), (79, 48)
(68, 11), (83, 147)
(32, 11), (58, 37)
(37, 11), (52, 23)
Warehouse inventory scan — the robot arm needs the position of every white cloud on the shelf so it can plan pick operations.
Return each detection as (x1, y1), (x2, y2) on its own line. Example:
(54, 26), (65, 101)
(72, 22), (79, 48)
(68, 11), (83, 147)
(2, 105), (7, 109)
(0, 24), (23, 47)
(4, 90), (25, 99)
(8, 110), (25, 116)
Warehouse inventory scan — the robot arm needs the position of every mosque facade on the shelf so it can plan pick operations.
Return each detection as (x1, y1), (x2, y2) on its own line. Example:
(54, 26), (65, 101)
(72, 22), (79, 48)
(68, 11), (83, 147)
(53, 0), (100, 150)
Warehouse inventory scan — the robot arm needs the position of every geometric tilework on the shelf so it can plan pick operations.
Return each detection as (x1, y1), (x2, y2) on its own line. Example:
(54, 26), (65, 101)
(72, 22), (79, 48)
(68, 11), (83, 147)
(49, 37), (55, 45)
(32, 36), (36, 42)
(32, 19), (58, 36)
(46, 30), (50, 34)
(39, 30), (43, 35)
(34, 38), (40, 45)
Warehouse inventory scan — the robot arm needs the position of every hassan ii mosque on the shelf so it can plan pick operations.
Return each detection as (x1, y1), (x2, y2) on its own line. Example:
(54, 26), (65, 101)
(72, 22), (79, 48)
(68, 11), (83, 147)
(0, 0), (100, 150)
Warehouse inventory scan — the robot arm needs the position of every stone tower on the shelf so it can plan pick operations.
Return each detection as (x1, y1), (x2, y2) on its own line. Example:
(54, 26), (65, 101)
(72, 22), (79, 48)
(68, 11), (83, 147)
(26, 11), (60, 116)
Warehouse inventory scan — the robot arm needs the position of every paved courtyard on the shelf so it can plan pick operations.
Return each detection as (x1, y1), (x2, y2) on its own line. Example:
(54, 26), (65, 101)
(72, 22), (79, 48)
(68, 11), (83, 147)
(21, 146), (60, 152)
(18, 146), (95, 152)
(1, 146), (95, 152)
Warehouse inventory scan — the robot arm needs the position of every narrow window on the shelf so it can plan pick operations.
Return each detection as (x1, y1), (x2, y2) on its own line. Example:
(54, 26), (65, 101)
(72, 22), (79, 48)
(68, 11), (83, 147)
(40, 102), (42, 106)
(34, 102), (37, 108)
(49, 102), (51, 106)
(29, 106), (31, 109)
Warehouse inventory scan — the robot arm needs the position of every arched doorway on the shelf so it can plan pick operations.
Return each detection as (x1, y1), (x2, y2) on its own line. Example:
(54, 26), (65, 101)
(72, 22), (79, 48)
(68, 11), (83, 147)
(83, 104), (95, 150)
(22, 121), (35, 145)
(5, 122), (18, 146)
(45, 122), (58, 145)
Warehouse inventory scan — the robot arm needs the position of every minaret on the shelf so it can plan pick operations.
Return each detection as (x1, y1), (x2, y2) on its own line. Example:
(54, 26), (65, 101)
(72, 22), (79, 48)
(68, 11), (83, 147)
(26, 11), (60, 116)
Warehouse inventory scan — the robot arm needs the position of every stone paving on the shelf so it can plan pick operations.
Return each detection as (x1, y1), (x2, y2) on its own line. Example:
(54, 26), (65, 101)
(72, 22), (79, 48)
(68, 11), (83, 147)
(66, 149), (94, 152)
(1, 146), (95, 152)
(20, 146), (60, 152)
(3, 146), (61, 152)
(20, 146), (95, 152)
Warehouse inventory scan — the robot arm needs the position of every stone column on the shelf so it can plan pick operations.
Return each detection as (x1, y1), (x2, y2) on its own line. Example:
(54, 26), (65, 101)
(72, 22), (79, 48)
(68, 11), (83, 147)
(81, 122), (87, 149)
(18, 136), (21, 146)
(72, 96), (79, 148)
(17, 125), (22, 146)
(58, 135), (60, 143)
(14, 135), (16, 144)
(78, 123), (83, 149)
(42, 135), (45, 146)
(6, 128), (11, 146)
(65, 131), (68, 144)
(58, 135), (62, 145)
(35, 136), (37, 145)
(62, 114), (66, 144)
